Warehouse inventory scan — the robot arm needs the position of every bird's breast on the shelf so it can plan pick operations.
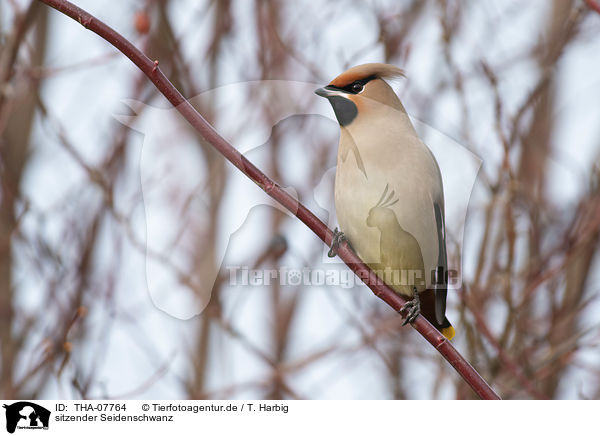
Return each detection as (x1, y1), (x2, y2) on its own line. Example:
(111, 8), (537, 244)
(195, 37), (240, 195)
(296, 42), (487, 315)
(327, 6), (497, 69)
(334, 120), (442, 290)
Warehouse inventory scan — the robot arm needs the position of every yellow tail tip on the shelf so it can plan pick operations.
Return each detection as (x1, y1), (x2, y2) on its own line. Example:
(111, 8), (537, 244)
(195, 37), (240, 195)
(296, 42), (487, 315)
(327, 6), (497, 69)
(441, 325), (455, 341)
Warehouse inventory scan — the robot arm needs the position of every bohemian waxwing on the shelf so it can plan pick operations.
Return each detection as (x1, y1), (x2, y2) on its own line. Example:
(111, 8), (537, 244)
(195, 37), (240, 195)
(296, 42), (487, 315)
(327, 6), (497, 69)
(316, 63), (455, 340)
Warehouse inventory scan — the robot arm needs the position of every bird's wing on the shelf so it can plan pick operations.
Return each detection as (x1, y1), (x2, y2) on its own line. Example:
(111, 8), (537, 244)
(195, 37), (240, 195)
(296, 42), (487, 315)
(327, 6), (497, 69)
(433, 201), (448, 325)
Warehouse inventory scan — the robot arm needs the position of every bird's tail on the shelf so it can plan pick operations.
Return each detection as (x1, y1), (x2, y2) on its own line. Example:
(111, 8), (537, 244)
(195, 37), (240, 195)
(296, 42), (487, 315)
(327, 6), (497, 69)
(440, 322), (455, 341)
(417, 289), (455, 340)
(435, 315), (455, 340)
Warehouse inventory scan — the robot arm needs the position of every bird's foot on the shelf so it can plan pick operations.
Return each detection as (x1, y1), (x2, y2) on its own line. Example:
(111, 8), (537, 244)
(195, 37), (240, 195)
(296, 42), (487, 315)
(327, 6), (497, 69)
(328, 227), (345, 258)
(400, 287), (421, 325)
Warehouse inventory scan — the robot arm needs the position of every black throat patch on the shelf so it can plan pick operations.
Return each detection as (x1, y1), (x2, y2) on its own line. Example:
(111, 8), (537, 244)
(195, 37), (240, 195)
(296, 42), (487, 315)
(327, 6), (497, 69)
(327, 96), (358, 126)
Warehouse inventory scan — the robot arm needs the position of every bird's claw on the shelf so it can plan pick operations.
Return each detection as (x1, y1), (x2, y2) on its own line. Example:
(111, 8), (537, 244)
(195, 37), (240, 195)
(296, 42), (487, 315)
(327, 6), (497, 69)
(328, 227), (345, 258)
(400, 287), (421, 325)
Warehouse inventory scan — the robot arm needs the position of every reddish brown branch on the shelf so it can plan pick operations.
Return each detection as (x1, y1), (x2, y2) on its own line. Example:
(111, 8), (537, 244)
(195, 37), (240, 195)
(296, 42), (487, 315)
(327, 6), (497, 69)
(37, 0), (500, 400)
(585, 0), (600, 14)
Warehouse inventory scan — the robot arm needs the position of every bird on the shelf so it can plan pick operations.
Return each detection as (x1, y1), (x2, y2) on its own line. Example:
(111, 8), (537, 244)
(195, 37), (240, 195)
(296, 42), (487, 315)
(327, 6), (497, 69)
(315, 63), (455, 340)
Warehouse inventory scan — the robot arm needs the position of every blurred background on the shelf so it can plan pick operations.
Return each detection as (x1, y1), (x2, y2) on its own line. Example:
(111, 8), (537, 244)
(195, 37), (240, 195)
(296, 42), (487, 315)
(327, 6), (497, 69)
(1, 0), (600, 400)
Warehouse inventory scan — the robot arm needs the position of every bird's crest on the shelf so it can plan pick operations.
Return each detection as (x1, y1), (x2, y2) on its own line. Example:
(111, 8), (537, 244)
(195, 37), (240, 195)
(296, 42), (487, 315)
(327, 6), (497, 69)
(329, 63), (405, 88)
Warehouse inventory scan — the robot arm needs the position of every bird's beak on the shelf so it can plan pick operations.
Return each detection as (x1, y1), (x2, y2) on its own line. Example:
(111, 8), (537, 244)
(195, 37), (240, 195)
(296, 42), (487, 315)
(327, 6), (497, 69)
(314, 86), (340, 98)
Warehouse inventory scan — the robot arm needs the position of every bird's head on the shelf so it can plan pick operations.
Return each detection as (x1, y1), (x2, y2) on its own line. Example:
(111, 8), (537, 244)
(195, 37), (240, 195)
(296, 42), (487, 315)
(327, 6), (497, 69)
(315, 63), (405, 127)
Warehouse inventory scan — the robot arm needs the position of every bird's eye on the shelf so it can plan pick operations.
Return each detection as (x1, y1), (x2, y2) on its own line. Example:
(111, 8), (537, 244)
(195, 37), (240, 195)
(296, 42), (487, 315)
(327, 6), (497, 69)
(351, 82), (364, 93)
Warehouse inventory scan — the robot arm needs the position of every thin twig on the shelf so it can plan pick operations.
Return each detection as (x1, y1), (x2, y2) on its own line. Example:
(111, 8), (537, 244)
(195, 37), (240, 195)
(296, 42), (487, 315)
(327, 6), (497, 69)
(37, 0), (500, 400)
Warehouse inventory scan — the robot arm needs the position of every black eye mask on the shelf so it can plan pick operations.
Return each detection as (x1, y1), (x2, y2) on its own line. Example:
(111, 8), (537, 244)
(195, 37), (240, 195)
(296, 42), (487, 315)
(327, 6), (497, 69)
(318, 75), (376, 126)
(337, 75), (376, 94)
